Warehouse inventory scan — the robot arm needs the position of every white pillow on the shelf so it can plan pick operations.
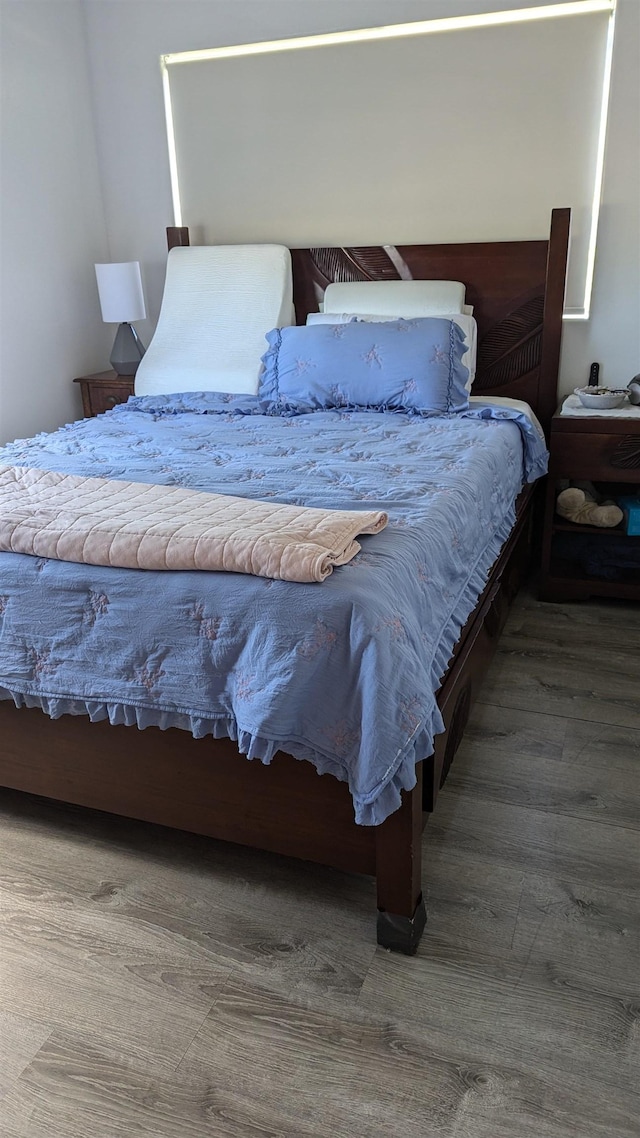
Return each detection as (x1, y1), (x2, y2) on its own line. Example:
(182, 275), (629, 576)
(135, 244), (293, 396)
(323, 279), (466, 317)
(306, 311), (478, 390)
(469, 395), (544, 440)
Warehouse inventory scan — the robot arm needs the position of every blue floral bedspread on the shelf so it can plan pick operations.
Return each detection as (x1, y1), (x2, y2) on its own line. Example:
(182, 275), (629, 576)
(0, 393), (547, 824)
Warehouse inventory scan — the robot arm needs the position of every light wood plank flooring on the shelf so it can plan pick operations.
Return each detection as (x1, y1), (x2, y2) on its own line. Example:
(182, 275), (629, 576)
(1, 588), (638, 1137)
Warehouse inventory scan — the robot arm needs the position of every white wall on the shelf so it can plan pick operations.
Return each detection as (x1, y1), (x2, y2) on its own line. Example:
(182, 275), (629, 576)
(0, 0), (111, 445)
(83, 0), (639, 397)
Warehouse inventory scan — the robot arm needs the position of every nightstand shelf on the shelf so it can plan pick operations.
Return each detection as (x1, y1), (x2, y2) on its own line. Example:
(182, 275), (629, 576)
(545, 558), (639, 601)
(540, 410), (640, 603)
(552, 517), (630, 537)
(74, 370), (134, 418)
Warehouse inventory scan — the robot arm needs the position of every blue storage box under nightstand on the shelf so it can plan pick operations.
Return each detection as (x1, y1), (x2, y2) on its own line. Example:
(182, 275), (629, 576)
(618, 495), (640, 536)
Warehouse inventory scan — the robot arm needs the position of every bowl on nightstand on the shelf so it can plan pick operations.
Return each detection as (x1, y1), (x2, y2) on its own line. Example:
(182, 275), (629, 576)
(574, 386), (628, 410)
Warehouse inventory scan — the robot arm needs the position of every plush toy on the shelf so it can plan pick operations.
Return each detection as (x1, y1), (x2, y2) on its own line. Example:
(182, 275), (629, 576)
(556, 480), (623, 528)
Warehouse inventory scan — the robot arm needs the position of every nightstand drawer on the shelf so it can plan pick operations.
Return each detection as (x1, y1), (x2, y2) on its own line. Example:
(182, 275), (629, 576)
(549, 431), (640, 482)
(89, 383), (134, 415)
(74, 372), (134, 418)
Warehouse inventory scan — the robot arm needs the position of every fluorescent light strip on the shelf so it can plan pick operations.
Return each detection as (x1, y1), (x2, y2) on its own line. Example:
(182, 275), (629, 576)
(161, 58), (183, 228)
(162, 1), (614, 66)
(161, 0), (617, 315)
(564, 0), (617, 319)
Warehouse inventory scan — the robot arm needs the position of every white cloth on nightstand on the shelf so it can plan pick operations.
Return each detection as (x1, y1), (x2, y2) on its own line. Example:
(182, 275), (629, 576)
(560, 394), (640, 418)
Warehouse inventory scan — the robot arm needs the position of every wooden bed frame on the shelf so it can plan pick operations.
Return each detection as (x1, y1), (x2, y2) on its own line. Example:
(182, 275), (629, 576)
(0, 209), (570, 954)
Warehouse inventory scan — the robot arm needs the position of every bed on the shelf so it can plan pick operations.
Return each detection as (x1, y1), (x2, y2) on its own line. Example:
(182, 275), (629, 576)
(0, 209), (569, 953)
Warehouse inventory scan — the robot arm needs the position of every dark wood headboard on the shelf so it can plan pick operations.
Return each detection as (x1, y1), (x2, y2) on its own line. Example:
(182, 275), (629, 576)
(167, 208), (570, 434)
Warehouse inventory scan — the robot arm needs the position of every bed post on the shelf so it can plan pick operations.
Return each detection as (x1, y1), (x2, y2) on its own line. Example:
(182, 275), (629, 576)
(167, 226), (190, 250)
(375, 763), (426, 954)
(538, 206), (571, 434)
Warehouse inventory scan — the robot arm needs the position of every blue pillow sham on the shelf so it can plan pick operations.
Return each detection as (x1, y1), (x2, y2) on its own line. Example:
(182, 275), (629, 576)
(258, 317), (470, 415)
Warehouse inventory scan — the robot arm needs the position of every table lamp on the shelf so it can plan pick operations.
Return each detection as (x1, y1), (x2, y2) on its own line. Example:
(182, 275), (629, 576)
(95, 261), (146, 376)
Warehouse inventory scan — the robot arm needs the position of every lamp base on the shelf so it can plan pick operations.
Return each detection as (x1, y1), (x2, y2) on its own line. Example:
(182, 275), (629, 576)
(110, 323), (145, 376)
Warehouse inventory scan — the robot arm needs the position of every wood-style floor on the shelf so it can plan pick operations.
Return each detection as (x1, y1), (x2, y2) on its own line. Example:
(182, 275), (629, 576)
(1, 587), (639, 1138)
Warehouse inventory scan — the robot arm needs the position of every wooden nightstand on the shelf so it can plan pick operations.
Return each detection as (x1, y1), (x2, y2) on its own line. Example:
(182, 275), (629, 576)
(74, 371), (135, 417)
(540, 410), (640, 602)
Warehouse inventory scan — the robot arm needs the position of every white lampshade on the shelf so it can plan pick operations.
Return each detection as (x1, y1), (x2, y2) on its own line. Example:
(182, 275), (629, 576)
(95, 261), (146, 323)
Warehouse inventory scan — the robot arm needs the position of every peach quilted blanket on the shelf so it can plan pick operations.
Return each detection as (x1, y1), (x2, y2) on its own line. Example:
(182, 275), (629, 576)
(0, 464), (387, 583)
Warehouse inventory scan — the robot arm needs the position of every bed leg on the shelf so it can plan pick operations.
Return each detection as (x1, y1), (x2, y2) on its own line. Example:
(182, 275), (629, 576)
(375, 763), (426, 955)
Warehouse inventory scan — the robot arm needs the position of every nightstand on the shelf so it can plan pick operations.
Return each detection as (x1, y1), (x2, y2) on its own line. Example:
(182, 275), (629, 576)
(74, 371), (135, 417)
(540, 409), (640, 602)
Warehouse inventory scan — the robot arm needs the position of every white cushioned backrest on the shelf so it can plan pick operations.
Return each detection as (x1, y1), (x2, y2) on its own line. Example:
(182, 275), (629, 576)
(135, 245), (293, 396)
(322, 279), (466, 317)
